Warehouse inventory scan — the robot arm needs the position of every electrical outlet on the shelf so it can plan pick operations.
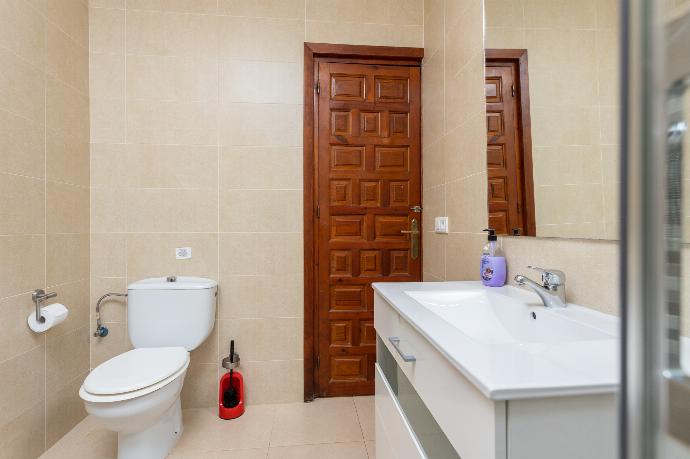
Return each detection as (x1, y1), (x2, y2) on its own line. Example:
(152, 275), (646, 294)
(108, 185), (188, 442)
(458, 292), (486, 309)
(434, 217), (449, 234)
(176, 247), (192, 260)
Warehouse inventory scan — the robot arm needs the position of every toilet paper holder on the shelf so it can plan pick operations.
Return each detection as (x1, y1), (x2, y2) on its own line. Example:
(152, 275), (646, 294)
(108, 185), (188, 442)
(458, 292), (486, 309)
(31, 289), (57, 323)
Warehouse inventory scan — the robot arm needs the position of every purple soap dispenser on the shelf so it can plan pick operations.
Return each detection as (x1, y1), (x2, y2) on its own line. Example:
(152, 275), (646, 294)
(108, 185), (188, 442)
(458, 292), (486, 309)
(480, 229), (506, 287)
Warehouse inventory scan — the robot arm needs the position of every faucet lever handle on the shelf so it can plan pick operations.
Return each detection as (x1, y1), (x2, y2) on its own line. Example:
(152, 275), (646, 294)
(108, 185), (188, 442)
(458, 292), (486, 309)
(527, 266), (566, 286)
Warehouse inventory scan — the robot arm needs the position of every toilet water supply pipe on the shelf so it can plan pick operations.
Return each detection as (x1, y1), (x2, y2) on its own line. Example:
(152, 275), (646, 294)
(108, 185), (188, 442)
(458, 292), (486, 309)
(94, 293), (128, 337)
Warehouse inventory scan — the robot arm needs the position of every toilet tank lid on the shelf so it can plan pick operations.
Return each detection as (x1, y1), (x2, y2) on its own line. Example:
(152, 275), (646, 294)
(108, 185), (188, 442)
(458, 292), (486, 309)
(128, 276), (217, 290)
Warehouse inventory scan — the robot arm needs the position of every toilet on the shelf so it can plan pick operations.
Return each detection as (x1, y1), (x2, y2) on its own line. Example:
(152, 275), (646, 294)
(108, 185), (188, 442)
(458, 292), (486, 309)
(79, 277), (217, 459)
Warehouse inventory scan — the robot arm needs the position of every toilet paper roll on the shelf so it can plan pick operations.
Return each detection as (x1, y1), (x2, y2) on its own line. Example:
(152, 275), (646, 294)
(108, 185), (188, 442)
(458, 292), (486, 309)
(27, 303), (69, 333)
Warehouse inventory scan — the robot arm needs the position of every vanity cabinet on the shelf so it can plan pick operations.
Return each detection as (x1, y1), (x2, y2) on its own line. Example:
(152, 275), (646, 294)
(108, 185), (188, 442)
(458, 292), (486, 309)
(374, 291), (617, 459)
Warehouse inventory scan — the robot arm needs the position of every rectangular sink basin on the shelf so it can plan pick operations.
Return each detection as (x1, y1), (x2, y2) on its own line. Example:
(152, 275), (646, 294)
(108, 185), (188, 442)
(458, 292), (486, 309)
(404, 289), (614, 346)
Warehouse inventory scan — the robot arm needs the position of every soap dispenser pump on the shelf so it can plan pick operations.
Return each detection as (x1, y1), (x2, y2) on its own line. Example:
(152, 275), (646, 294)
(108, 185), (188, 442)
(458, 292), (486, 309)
(480, 229), (506, 287)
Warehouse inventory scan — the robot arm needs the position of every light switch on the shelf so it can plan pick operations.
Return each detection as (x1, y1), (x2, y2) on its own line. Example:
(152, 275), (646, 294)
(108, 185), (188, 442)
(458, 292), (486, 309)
(176, 247), (192, 259)
(434, 217), (449, 234)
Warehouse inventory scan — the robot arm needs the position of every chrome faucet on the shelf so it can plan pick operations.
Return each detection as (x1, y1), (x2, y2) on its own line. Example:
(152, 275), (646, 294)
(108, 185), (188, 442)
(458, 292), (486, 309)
(514, 266), (567, 308)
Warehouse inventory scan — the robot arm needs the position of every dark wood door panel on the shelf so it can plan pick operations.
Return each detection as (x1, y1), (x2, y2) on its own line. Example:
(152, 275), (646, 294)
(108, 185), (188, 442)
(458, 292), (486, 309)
(316, 61), (422, 397)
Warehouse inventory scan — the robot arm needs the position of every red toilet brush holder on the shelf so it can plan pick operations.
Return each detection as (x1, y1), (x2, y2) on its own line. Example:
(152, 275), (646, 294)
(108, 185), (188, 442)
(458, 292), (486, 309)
(219, 342), (244, 420)
(219, 370), (245, 419)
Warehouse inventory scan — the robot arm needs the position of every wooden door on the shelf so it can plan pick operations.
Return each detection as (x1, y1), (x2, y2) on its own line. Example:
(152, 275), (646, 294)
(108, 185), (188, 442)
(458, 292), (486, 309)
(486, 62), (526, 235)
(315, 61), (422, 396)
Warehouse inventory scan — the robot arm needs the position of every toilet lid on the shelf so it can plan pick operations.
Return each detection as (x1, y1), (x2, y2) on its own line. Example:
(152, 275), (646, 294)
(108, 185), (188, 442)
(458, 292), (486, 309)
(83, 347), (189, 395)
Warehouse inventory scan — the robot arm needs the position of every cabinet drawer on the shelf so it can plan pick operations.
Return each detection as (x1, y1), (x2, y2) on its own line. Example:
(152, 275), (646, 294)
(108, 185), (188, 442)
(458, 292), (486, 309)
(375, 364), (426, 459)
(375, 291), (507, 459)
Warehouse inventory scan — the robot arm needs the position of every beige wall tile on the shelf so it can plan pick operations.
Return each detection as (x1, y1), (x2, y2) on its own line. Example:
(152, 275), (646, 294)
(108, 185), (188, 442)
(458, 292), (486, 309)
(41, 0), (89, 48)
(443, 112), (487, 182)
(0, 293), (44, 362)
(0, 110), (45, 178)
(444, 0), (483, 79)
(90, 143), (131, 188)
(126, 54), (219, 102)
(220, 146), (302, 190)
(126, 99), (218, 145)
(422, 140), (444, 190)
(126, 9), (219, 58)
(220, 60), (301, 105)
(0, 48), (45, 122)
(126, 233), (219, 280)
(89, 53), (125, 101)
(47, 233), (89, 286)
(219, 233), (303, 276)
(445, 174), (488, 233)
(90, 187), (128, 233)
(218, 17), (303, 62)
(220, 189), (302, 232)
(0, 0), (45, 68)
(219, 317), (302, 362)
(89, 0), (125, 8)
(45, 23), (89, 95)
(90, 97), (126, 144)
(89, 6), (126, 54)
(0, 235), (45, 298)
(219, 0), (305, 19)
(91, 233), (127, 278)
(125, 189), (218, 233)
(445, 233), (486, 281)
(523, 0), (596, 29)
(219, 103), (302, 147)
(0, 400), (45, 459)
(241, 359), (303, 404)
(181, 363), (217, 408)
(444, 52), (485, 133)
(46, 77), (90, 143)
(218, 274), (303, 319)
(126, 0), (219, 14)
(46, 371), (88, 448)
(46, 130), (90, 187)
(191, 322), (218, 364)
(46, 181), (90, 234)
(422, 231), (445, 280)
(46, 325), (90, 390)
(0, 346), (46, 427)
(127, 144), (218, 189)
(0, 173), (44, 235)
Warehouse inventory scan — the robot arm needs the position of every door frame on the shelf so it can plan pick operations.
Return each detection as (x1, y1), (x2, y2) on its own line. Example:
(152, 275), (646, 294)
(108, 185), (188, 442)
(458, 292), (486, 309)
(485, 49), (536, 236)
(303, 43), (424, 401)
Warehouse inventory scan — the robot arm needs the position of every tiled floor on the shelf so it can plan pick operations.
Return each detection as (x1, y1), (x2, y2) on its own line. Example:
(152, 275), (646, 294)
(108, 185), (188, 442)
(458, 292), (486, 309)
(40, 397), (375, 459)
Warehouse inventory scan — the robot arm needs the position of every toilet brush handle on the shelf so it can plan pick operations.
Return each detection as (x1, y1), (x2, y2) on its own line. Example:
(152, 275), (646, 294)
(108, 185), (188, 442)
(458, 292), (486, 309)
(230, 340), (234, 364)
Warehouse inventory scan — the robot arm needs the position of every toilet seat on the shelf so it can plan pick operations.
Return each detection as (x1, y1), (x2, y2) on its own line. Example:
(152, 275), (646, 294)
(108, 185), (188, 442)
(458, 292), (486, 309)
(80, 347), (189, 403)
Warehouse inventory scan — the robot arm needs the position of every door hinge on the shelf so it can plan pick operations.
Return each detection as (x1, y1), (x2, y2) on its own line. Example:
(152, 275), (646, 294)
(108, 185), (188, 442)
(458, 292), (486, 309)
(314, 81), (320, 95)
(511, 84), (516, 97)
(316, 355), (320, 369)
(316, 205), (320, 218)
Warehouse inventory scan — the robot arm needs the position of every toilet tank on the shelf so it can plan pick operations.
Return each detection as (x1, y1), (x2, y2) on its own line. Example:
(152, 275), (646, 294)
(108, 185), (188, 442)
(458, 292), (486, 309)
(127, 277), (217, 351)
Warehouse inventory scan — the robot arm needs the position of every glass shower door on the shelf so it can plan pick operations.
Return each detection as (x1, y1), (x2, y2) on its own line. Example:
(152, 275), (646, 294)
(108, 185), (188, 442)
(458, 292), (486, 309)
(622, 0), (690, 457)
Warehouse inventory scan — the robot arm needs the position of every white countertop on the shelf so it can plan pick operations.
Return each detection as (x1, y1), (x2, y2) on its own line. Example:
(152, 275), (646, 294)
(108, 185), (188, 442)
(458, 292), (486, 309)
(373, 281), (621, 400)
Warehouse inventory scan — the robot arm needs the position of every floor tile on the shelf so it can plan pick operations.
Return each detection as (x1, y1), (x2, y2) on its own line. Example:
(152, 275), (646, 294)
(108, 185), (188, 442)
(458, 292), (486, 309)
(365, 440), (376, 459)
(269, 398), (363, 446)
(40, 416), (116, 459)
(354, 396), (375, 441)
(173, 406), (275, 452)
(268, 441), (368, 459)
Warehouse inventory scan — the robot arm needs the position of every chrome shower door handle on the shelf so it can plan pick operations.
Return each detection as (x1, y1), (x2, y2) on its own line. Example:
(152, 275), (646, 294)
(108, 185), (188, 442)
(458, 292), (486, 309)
(400, 217), (420, 260)
(388, 337), (416, 362)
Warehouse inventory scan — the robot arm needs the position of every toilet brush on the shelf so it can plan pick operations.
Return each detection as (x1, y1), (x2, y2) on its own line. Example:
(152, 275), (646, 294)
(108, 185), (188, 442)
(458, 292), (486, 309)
(223, 340), (239, 408)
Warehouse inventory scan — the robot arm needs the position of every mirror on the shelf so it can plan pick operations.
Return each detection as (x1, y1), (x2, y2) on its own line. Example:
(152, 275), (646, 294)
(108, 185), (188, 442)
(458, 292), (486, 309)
(483, 0), (620, 240)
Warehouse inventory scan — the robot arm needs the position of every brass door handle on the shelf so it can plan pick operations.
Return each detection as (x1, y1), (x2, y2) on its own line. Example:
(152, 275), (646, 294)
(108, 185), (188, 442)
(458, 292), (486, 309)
(402, 218), (420, 260)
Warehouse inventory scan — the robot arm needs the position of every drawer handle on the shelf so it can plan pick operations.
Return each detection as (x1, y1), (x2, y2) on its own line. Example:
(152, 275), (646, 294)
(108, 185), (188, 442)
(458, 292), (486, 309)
(388, 337), (416, 362)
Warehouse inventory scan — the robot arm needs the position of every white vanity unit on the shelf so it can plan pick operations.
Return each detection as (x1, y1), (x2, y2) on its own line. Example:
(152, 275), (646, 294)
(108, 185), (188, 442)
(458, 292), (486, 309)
(373, 281), (619, 459)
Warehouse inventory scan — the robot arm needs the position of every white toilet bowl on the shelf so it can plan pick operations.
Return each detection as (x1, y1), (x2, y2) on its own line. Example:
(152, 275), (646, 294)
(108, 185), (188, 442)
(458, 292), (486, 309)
(80, 347), (190, 459)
